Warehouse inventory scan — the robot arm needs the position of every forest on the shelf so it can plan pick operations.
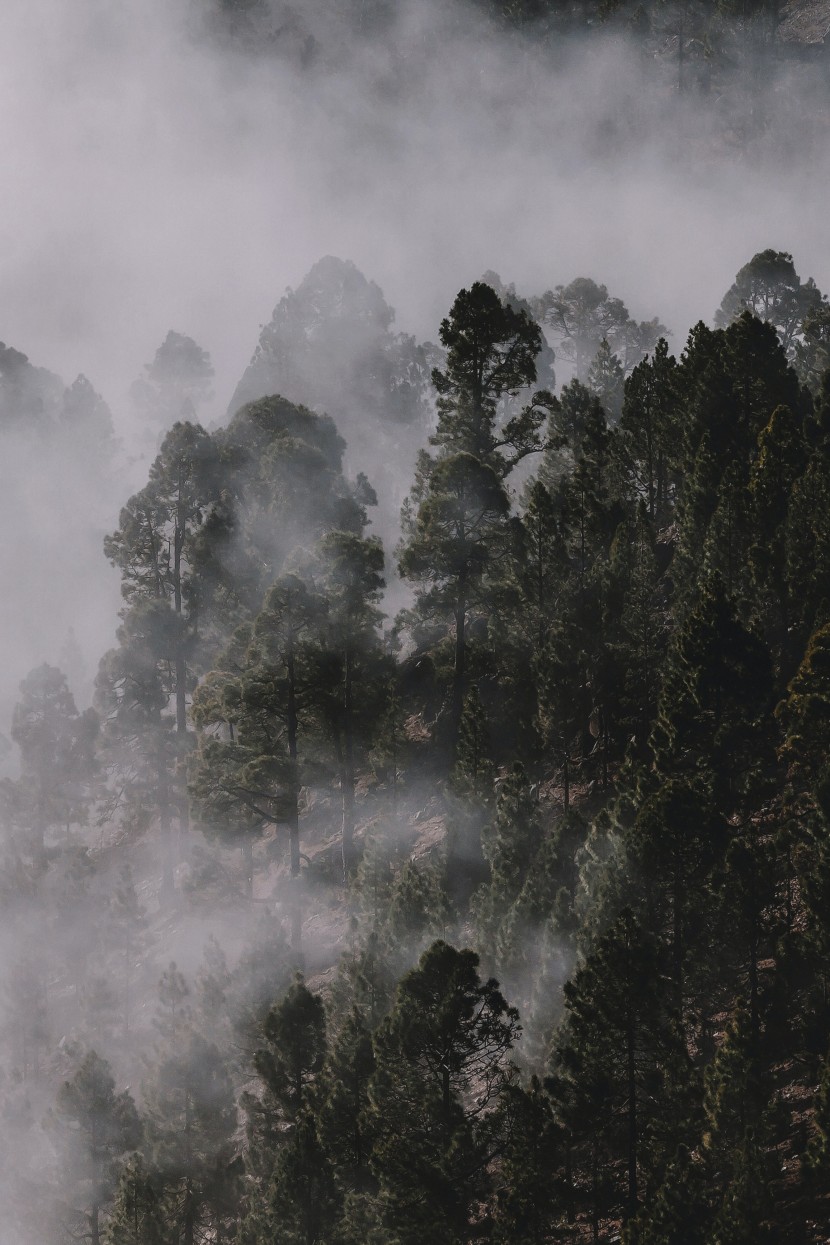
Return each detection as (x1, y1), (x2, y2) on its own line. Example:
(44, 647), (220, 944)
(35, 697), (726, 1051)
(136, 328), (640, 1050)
(3, 1), (830, 1244)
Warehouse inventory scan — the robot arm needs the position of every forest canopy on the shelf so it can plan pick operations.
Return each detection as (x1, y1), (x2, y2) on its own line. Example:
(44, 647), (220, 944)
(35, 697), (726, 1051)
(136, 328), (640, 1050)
(1, 234), (830, 1243)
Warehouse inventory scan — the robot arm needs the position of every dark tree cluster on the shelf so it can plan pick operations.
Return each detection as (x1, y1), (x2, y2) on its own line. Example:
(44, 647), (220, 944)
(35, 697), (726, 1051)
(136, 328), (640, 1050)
(3, 248), (830, 1243)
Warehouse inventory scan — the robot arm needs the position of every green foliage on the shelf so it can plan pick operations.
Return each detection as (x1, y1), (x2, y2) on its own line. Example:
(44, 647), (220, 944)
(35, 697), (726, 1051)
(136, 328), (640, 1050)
(254, 975), (327, 1124)
(368, 941), (520, 1243)
(587, 337), (625, 421)
(715, 249), (825, 359)
(105, 1155), (168, 1245)
(53, 1051), (142, 1244)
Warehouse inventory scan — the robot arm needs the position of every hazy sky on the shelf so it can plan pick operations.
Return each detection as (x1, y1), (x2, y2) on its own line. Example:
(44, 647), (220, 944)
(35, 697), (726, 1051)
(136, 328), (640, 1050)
(2, 0), (828, 420)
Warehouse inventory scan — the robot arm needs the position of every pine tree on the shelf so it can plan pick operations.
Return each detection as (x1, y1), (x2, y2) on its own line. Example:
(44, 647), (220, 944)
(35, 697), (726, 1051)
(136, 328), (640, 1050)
(398, 282), (551, 749)
(143, 1028), (239, 1245)
(10, 663), (98, 864)
(245, 975), (327, 1184)
(472, 762), (541, 977)
(95, 601), (181, 894)
(491, 1077), (561, 1244)
(623, 1144), (712, 1245)
(702, 1005), (775, 1241)
(587, 337), (625, 422)
(748, 405), (808, 660)
(130, 331), (214, 431)
(190, 573), (326, 894)
(106, 866), (147, 1038)
(553, 910), (687, 1222)
(537, 277), (631, 382)
(312, 528), (386, 879)
(53, 1051), (142, 1245)
(619, 339), (679, 521)
(715, 250), (824, 358)
(105, 1155), (168, 1245)
(368, 941), (520, 1244)
(252, 1111), (338, 1245)
(318, 1007), (376, 1188)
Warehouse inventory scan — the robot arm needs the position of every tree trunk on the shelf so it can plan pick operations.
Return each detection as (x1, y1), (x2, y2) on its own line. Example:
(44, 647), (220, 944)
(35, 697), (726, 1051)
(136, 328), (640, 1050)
(564, 1135), (575, 1224)
(626, 1007), (638, 1219)
(562, 749), (570, 811)
(183, 1087), (195, 1245)
(286, 653), (301, 878)
(672, 860), (685, 1014)
(158, 736), (175, 899)
(452, 597), (467, 749)
(341, 648), (355, 882)
(174, 488), (190, 864)
(242, 838), (253, 901)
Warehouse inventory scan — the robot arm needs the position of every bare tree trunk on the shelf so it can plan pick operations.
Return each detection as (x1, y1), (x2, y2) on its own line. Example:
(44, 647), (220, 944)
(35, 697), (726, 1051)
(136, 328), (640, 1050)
(341, 649), (355, 882)
(158, 736), (175, 900)
(452, 596), (467, 751)
(286, 653), (301, 878)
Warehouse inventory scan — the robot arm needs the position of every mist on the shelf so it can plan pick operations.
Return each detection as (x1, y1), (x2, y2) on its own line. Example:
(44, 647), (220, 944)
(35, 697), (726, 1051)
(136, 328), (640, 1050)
(1, 1), (830, 1240)
(0, 0), (826, 726)
(3, 0), (829, 405)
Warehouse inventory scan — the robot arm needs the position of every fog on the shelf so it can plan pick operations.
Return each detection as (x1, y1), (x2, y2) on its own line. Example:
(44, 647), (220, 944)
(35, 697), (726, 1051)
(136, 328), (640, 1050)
(3, 0), (829, 412)
(0, 1), (828, 1237)
(1, 0), (827, 727)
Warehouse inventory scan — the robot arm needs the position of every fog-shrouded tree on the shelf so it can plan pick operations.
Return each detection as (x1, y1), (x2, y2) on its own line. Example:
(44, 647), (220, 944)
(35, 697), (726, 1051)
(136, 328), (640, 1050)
(0, 339), (64, 430)
(52, 1051), (142, 1245)
(795, 303), (830, 389)
(199, 394), (368, 647)
(229, 256), (433, 434)
(95, 600), (181, 894)
(244, 974), (327, 1190)
(105, 1154), (167, 1245)
(586, 337), (625, 422)
(103, 422), (224, 874)
(399, 281), (553, 747)
(9, 663), (99, 866)
(190, 573), (326, 895)
(312, 527), (387, 878)
(59, 373), (116, 462)
(536, 276), (667, 382)
(228, 257), (434, 542)
(130, 331), (214, 431)
(715, 249), (825, 359)
(142, 969), (240, 1245)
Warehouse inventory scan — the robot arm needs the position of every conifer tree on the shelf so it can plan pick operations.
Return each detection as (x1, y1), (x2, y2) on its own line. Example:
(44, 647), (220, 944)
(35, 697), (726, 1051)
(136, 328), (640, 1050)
(312, 528), (386, 879)
(715, 250), (824, 358)
(53, 1051), (142, 1245)
(105, 1155), (167, 1245)
(398, 282), (552, 748)
(190, 573), (325, 892)
(368, 941), (519, 1244)
(587, 337), (625, 421)
(10, 663), (98, 864)
(245, 975), (327, 1184)
(619, 339), (679, 521)
(130, 331), (214, 430)
(491, 1077), (561, 1245)
(96, 601), (180, 894)
(553, 910), (687, 1221)
(748, 404), (808, 660)
(106, 865), (147, 1038)
(318, 1006), (376, 1188)
(143, 1026), (239, 1245)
